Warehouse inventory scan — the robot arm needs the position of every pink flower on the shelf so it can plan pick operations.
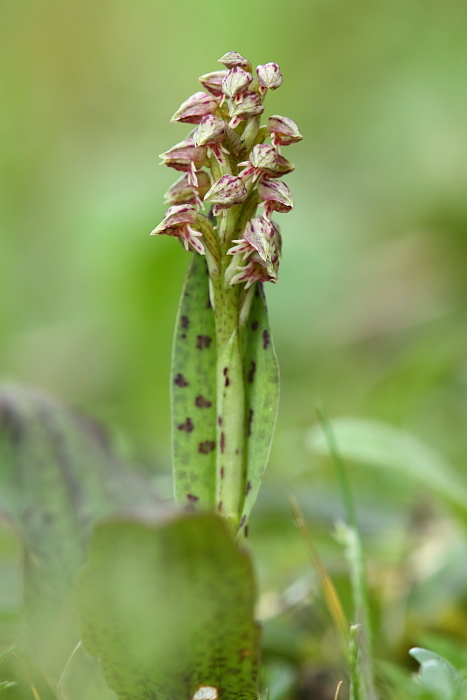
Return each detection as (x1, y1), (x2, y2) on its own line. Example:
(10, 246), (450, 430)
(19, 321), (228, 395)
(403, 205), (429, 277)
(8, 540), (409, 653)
(218, 51), (251, 70)
(228, 92), (264, 128)
(256, 63), (282, 93)
(198, 70), (229, 96)
(171, 92), (219, 124)
(222, 67), (253, 100)
(238, 144), (295, 181)
(204, 175), (248, 216)
(258, 179), (294, 219)
(267, 115), (302, 151)
(164, 172), (211, 207)
(159, 137), (208, 186)
(150, 204), (205, 255)
(227, 218), (282, 287)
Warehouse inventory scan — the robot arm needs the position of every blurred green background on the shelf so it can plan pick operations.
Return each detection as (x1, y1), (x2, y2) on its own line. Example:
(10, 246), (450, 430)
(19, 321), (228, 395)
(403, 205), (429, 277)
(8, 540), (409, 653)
(2, 0), (467, 681)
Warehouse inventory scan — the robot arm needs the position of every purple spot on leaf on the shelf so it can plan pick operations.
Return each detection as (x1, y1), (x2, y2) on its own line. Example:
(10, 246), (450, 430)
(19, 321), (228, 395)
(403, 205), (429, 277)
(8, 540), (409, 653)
(246, 480), (252, 495)
(244, 525), (249, 538)
(178, 417), (194, 432)
(220, 432), (225, 453)
(181, 315), (189, 329)
(195, 395), (212, 408)
(262, 330), (270, 349)
(220, 466), (225, 479)
(240, 515), (246, 528)
(174, 373), (189, 387)
(247, 409), (254, 437)
(248, 361), (256, 383)
(196, 335), (212, 349)
(251, 320), (258, 331)
(198, 440), (215, 454)
(187, 494), (198, 502)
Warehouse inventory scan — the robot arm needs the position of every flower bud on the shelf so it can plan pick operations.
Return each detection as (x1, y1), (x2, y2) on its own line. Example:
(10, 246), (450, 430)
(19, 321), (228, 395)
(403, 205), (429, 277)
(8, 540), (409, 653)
(164, 171), (211, 206)
(218, 51), (251, 71)
(246, 143), (295, 178)
(256, 63), (283, 92)
(267, 115), (302, 146)
(193, 115), (227, 147)
(228, 91), (264, 128)
(258, 179), (294, 217)
(160, 137), (208, 173)
(198, 70), (229, 96)
(171, 92), (219, 124)
(150, 204), (204, 255)
(204, 175), (248, 210)
(222, 67), (252, 98)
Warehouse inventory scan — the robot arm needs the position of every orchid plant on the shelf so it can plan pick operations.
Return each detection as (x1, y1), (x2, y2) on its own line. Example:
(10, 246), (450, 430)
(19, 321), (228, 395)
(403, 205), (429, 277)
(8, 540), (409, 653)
(0, 52), (303, 700)
(151, 50), (302, 534)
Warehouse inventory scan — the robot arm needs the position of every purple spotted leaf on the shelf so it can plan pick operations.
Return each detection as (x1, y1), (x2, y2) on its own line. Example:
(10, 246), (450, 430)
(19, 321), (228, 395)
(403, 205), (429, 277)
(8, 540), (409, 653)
(77, 511), (260, 700)
(238, 285), (279, 536)
(171, 255), (217, 511)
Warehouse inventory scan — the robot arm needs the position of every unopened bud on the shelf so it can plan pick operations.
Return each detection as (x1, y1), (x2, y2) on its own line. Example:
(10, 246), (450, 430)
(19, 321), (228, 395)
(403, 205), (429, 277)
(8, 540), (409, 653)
(258, 179), (294, 217)
(218, 51), (251, 71)
(171, 92), (219, 124)
(204, 174), (248, 210)
(222, 67), (252, 98)
(198, 70), (229, 96)
(267, 115), (302, 146)
(193, 115), (227, 147)
(256, 63), (283, 92)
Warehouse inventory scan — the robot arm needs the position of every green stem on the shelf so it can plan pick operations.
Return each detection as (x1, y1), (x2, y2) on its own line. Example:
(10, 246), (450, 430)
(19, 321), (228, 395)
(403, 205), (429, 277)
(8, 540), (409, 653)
(212, 209), (246, 530)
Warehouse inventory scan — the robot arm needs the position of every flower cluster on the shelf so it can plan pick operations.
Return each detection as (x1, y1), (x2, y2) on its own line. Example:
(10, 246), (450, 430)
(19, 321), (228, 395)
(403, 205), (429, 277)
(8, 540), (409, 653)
(151, 51), (302, 288)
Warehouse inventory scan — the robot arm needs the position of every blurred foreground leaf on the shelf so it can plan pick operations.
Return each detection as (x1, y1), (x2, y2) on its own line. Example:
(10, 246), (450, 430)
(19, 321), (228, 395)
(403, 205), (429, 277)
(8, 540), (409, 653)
(78, 511), (260, 700)
(410, 647), (467, 700)
(0, 383), (159, 680)
(308, 418), (467, 519)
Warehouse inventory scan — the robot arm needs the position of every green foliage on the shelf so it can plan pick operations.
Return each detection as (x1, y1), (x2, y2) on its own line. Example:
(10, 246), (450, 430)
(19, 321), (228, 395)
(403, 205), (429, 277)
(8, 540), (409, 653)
(171, 254), (217, 511)
(410, 647), (467, 700)
(308, 418), (467, 520)
(240, 285), (279, 535)
(77, 512), (260, 700)
(171, 255), (279, 534)
(0, 384), (158, 680)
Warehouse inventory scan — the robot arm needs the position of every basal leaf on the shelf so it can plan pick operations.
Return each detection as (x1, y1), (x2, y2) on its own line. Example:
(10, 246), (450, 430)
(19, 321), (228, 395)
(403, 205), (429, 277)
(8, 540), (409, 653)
(78, 511), (260, 700)
(171, 255), (217, 511)
(239, 285), (279, 534)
